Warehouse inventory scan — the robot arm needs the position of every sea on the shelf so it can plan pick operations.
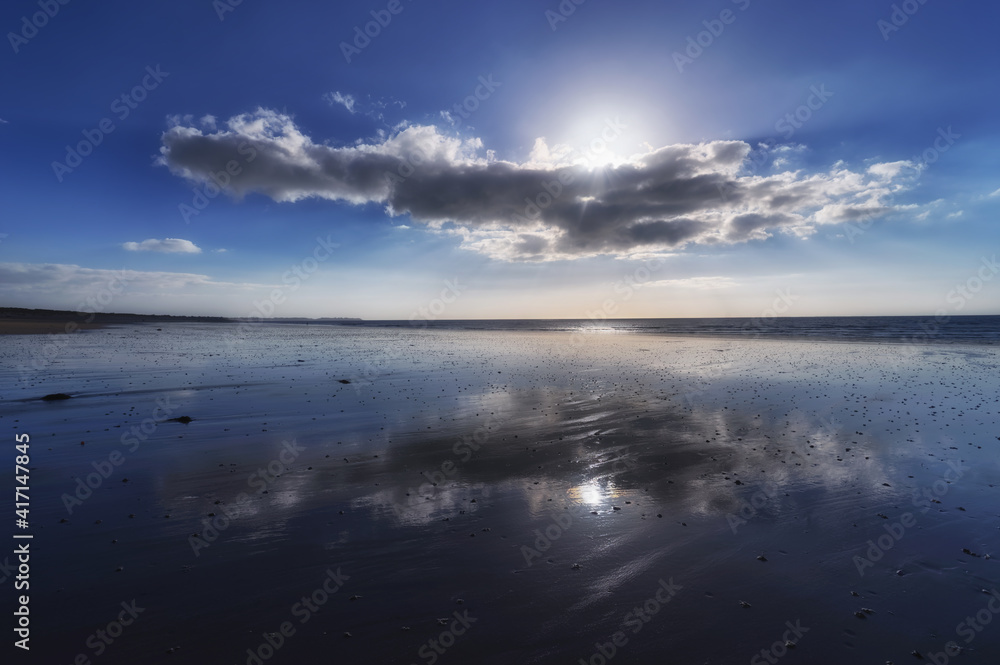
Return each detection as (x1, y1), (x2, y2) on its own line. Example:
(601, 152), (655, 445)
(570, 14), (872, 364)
(274, 315), (1000, 344)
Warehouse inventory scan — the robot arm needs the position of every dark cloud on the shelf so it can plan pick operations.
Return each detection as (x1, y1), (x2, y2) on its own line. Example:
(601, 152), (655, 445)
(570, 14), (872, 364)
(159, 109), (915, 261)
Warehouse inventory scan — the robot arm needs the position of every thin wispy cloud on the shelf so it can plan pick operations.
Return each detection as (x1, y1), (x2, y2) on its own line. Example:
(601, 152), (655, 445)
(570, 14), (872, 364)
(647, 276), (739, 290)
(123, 238), (202, 253)
(323, 92), (406, 123)
(159, 108), (918, 262)
(324, 91), (357, 114)
(0, 262), (269, 296)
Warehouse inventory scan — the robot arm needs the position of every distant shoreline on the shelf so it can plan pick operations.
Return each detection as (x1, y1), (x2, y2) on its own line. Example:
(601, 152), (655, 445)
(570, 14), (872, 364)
(0, 307), (235, 335)
(0, 307), (364, 335)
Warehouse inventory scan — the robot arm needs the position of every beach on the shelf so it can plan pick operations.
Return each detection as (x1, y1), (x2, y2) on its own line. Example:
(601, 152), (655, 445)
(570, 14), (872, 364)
(4, 322), (999, 664)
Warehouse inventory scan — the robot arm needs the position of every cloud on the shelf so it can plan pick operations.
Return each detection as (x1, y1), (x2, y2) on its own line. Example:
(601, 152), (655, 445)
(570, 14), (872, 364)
(122, 238), (202, 253)
(990, 187), (1000, 198)
(323, 92), (406, 123)
(324, 91), (357, 114)
(647, 276), (738, 290)
(867, 160), (917, 181)
(159, 108), (918, 261)
(0, 262), (267, 297)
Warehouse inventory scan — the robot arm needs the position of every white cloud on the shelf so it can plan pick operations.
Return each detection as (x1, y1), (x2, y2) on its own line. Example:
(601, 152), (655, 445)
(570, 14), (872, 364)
(0, 262), (268, 297)
(159, 108), (921, 262)
(122, 238), (202, 253)
(647, 276), (738, 290)
(323, 91), (357, 114)
(323, 92), (407, 124)
(946, 210), (964, 219)
(867, 160), (917, 180)
(990, 187), (1000, 198)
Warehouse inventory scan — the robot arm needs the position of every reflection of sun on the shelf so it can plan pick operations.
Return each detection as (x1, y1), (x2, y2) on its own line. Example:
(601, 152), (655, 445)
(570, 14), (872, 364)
(568, 479), (620, 506)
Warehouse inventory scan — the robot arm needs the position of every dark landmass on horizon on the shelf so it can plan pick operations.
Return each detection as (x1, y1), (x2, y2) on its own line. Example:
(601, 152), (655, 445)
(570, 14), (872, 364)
(0, 307), (366, 334)
(0, 307), (234, 334)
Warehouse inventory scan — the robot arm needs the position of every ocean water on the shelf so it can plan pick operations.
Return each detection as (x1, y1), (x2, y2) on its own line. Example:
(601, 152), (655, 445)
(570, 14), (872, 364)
(289, 315), (1000, 344)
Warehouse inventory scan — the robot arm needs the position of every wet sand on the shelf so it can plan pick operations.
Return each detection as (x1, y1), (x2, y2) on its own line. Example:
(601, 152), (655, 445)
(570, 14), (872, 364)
(3, 323), (999, 664)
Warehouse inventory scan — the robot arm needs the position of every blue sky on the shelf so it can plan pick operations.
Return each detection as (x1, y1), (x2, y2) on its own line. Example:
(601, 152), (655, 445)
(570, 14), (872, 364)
(2, 0), (999, 319)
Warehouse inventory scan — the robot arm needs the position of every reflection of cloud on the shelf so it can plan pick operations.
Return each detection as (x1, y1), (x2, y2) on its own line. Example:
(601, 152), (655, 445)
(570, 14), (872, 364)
(355, 484), (491, 527)
(159, 108), (918, 261)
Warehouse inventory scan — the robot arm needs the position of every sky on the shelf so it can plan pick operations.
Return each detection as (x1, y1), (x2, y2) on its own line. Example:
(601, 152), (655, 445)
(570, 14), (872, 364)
(2, 0), (999, 320)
